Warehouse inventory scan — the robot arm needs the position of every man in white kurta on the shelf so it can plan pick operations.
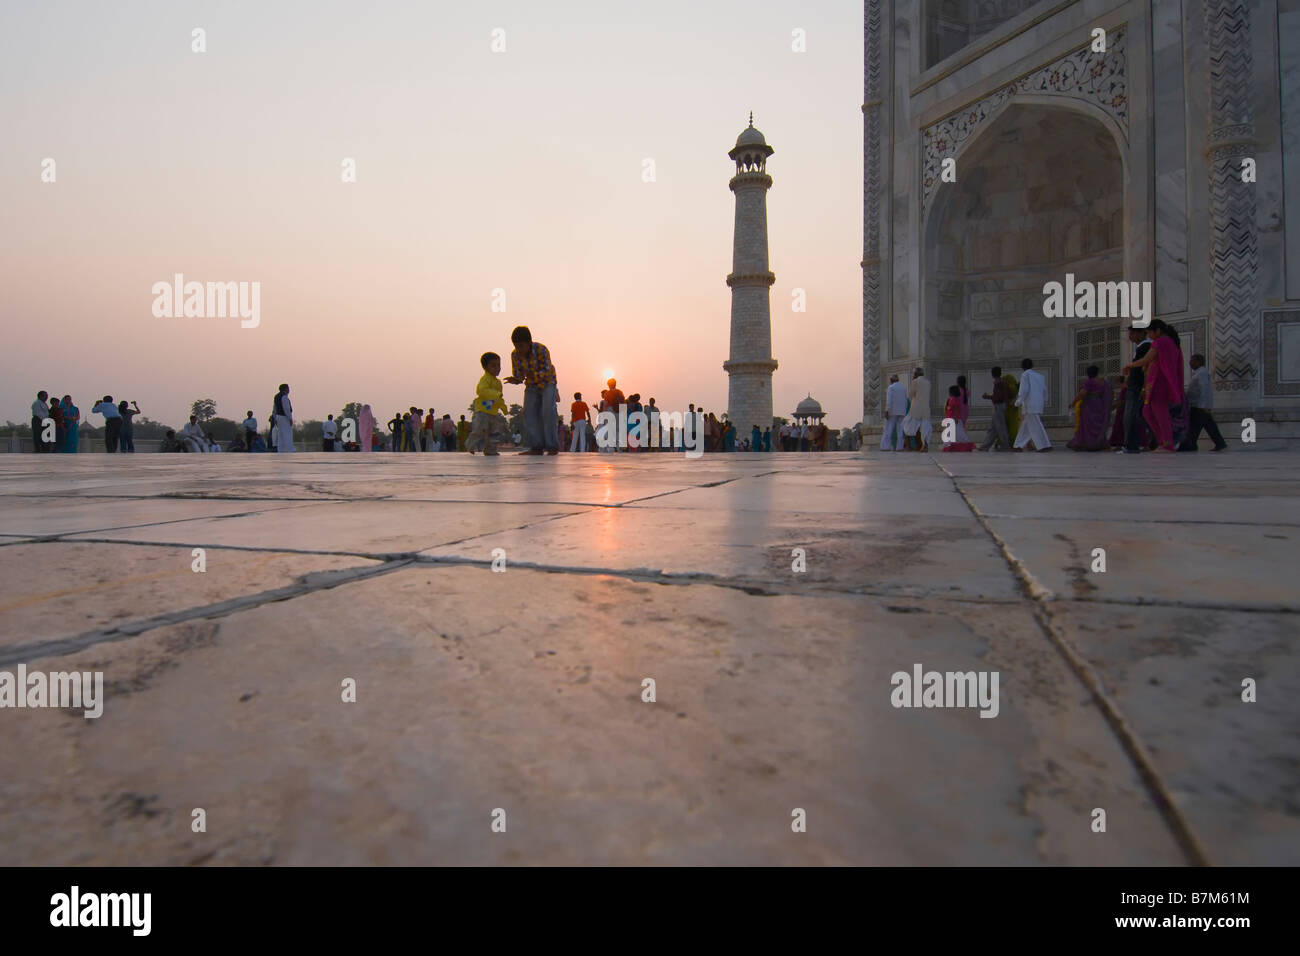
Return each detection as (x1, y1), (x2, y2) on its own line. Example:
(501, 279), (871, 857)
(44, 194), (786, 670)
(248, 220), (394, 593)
(902, 369), (932, 450)
(1013, 360), (1051, 450)
(180, 417), (207, 453)
(880, 375), (909, 451)
(274, 384), (295, 453)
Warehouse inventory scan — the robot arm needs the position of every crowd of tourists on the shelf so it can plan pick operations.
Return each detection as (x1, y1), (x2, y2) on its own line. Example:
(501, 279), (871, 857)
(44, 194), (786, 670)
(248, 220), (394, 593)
(27, 321), (1223, 459)
(878, 321), (1226, 454)
(24, 325), (833, 457)
(29, 392), (142, 453)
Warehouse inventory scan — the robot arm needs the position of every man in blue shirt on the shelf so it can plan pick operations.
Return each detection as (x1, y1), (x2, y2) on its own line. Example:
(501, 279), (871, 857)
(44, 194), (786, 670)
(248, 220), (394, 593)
(91, 395), (123, 453)
(1178, 354), (1228, 451)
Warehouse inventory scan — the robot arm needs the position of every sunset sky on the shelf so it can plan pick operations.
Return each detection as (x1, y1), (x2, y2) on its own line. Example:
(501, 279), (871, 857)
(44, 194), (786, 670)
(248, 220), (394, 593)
(1, 0), (862, 429)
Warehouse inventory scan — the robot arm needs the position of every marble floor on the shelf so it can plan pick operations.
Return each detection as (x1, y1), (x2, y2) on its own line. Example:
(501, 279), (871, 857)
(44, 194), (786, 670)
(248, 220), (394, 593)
(0, 449), (1295, 865)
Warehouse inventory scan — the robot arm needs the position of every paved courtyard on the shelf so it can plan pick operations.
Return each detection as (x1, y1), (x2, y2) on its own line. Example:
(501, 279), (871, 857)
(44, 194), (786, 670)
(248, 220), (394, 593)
(0, 450), (1295, 865)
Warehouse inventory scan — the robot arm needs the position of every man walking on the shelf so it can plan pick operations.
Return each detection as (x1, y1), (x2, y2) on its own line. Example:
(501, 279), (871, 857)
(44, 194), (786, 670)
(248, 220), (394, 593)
(902, 368), (932, 451)
(273, 383), (295, 453)
(1178, 353), (1228, 452)
(978, 366), (1012, 451)
(880, 374), (908, 451)
(1013, 359), (1051, 451)
(31, 390), (50, 452)
(504, 325), (559, 455)
(1121, 326), (1152, 453)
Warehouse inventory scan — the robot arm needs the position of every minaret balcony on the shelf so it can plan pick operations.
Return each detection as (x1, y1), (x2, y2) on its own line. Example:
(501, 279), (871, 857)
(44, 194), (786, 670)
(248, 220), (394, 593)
(726, 271), (776, 288)
(723, 359), (779, 373)
(729, 171), (773, 190)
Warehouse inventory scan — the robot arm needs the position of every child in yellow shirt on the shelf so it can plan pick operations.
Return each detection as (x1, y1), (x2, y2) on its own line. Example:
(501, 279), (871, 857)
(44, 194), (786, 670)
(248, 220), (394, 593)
(467, 352), (511, 456)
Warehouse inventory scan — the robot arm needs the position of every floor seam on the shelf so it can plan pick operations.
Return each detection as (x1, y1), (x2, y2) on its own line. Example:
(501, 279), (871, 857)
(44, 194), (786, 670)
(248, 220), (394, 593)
(932, 456), (1214, 867)
(0, 559), (412, 667)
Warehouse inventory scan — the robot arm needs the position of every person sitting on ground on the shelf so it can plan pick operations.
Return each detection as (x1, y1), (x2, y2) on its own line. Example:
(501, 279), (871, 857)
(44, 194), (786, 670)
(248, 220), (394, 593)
(180, 415), (207, 453)
(160, 429), (183, 453)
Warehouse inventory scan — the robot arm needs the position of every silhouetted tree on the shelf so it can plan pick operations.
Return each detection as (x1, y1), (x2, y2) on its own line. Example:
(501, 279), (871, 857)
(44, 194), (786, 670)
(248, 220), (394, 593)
(190, 398), (217, 423)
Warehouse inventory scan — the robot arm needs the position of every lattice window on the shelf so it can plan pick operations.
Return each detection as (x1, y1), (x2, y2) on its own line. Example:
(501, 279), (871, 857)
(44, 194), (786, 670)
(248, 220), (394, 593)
(1074, 325), (1122, 389)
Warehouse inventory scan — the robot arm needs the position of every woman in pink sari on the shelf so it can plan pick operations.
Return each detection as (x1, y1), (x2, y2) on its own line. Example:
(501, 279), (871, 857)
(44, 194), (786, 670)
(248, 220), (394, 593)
(1123, 320), (1184, 452)
(359, 404), (374, 453)
(941, 385), (976, 451)
(1067, 365), (1113, 450)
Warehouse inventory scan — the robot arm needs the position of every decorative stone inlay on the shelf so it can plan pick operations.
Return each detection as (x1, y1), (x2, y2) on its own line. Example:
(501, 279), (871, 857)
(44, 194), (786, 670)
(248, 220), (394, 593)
(922, 25), (1129, 209)
(1262, 310), (1300, 396)
(996, 331), (1021, 355)
(1205, 0), (1259, 391)
(862, 0), (887, 422)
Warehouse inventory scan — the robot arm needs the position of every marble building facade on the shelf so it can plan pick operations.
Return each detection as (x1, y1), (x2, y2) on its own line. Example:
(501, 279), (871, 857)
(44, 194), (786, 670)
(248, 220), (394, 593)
(862, 0), (1300, 428)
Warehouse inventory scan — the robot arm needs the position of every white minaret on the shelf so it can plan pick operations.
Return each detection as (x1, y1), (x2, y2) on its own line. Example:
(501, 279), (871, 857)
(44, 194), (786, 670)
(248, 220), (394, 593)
(723, 114), (778, 437)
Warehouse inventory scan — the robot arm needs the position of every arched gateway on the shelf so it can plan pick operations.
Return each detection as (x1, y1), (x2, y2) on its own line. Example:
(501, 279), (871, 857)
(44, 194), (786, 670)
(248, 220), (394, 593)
(922, 103), (1126, 425)
(862, 1), (1300, 433)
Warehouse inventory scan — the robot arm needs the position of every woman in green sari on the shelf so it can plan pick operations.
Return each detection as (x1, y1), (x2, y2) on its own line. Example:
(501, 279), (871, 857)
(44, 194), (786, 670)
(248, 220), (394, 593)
(1001, 372), (1020, 442)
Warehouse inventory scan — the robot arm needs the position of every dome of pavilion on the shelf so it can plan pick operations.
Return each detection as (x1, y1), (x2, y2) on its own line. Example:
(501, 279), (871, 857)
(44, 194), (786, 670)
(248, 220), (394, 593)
(730, 113), (775, 165)
(794, 395), (824, 419)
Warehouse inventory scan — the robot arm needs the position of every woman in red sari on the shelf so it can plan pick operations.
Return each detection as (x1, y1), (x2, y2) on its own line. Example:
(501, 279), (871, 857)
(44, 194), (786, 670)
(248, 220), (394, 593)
(1123, 320), (1184, 452)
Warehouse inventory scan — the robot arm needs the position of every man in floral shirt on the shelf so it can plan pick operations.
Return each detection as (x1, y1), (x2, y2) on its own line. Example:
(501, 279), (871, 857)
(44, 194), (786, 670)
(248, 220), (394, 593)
(504, 325), (560, 455)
